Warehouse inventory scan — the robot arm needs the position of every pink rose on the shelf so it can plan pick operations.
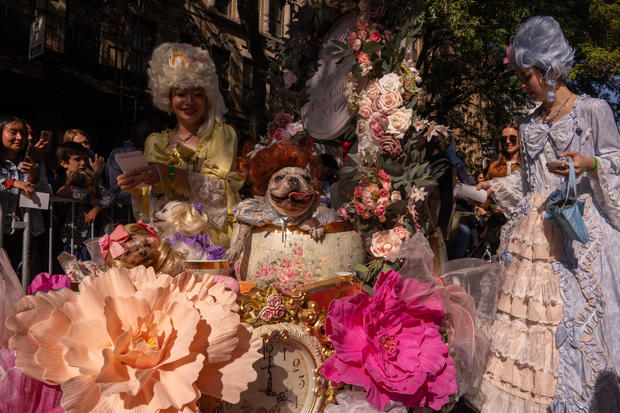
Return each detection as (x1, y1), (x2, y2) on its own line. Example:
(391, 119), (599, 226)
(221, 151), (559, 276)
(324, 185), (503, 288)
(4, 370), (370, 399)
(259, 306), (274, 321)
(361, 188), (375, 207)
(347, 31), (358, 48)
(368, 113), (389, 140)
(367, 183), (379, 194)
(354, 185), (364, 198)
(355, 51), (370, 65)
(376, 90), (403, 115)
(356, 20), (369, 31)
(369, 31), (382, 42)
(390, 191), (402, 202)
(294, 245), (303, 256)
(377, 196), (390, 207)
(361, 210), (372, 219)
(352, 38), (362, 51)
(273, 127), (291, 141)
(368, 230), (402, 261)
(378, 135), (402, 157)
(381, 179), (392, 190)
(374, 205), (386, 217)
(339, 207), (350, 220)
(357, 30), (368, 41)
(354, 202), (368, 215)
(392, 226), (411, 240)
(378, 169), (391, 181)
(378, 188), (389, 198)
(279, 267), (298, 286)
(273, 112), (294, 128)
(358, 97), (374, 120)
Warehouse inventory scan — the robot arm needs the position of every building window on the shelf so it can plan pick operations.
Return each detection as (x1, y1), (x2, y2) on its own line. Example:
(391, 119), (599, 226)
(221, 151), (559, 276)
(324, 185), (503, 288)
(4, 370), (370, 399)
(211, 46), (231, 104)
(214, 0), (231, 15)
(268, 0), (285, 37)
(242, 58), (253, 110)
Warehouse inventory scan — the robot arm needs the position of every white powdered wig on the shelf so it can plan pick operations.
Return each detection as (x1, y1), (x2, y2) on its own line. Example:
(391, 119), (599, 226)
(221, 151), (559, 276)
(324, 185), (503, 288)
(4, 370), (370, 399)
(510, 16), (574, 102)
(148, 42), (227, 136)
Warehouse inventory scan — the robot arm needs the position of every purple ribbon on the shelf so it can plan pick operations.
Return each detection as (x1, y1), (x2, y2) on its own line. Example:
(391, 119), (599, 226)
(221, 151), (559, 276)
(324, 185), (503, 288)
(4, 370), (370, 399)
(167, 231), (227, 260)
(193, 203), (204, 215)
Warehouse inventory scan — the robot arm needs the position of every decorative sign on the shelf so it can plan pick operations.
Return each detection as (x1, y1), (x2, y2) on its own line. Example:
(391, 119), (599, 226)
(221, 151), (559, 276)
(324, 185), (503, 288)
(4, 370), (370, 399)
(301, 15), (356, 141)
(28, 15), (45, 60)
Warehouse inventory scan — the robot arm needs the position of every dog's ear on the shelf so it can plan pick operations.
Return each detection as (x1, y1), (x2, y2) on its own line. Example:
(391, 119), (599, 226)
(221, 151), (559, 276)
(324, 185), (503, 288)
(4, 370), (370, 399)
(304, 162), (313, 173)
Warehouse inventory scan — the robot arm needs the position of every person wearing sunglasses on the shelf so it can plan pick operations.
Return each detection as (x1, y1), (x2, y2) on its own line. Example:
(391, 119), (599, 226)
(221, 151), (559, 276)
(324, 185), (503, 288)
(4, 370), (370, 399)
(484, 123), (521, 182)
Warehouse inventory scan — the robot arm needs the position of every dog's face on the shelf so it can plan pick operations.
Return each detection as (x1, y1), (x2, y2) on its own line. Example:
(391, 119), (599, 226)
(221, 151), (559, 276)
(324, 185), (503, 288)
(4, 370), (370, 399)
(152, 201), (185, 237)
(266, 165), (318, 218)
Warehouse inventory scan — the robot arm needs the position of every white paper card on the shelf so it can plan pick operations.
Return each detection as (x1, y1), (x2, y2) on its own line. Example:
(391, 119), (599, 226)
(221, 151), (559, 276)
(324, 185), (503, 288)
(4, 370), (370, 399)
(19, 191), (50, 210)
(115, 151), (149, 173)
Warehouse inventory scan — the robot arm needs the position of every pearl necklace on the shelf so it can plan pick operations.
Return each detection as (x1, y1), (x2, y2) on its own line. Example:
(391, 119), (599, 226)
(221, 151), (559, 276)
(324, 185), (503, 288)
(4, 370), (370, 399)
(542, 93), (573, 125)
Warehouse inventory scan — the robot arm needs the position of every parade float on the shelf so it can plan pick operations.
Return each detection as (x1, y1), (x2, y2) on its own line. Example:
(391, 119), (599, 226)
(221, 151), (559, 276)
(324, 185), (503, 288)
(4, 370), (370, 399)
(0, 1), (498, 412)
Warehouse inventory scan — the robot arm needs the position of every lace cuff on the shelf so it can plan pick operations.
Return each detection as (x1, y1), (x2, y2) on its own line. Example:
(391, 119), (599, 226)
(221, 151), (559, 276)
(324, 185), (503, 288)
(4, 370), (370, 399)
(187, 172), (227, 229)
(589, 154), (620, 231)
(489, 168), (527, 217)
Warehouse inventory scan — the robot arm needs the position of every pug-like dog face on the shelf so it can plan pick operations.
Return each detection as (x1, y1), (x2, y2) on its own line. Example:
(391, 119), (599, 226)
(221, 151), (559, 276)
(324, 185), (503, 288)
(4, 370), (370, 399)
(151, 201), (185, 238)
(266, 165), (318, 218)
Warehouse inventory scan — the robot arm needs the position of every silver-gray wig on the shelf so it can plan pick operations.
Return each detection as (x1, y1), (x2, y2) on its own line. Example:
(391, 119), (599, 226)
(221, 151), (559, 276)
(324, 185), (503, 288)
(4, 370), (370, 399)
(510, 16), (574, 102)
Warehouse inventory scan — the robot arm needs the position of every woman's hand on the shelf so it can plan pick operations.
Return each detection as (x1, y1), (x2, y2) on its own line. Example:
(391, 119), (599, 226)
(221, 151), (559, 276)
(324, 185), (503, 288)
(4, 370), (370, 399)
(476, 180), (492, 195)
(19, 160), (35, 175)
(551, 151), (596, 176)
(117, 165), (160, 191)
(56, 185), (73, 197)
(14, 180), (34, 198)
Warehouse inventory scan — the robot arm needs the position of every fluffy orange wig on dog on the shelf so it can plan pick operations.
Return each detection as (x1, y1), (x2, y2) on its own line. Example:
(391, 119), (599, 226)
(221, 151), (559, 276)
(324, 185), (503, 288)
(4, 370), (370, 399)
(242, 142), (322, 196)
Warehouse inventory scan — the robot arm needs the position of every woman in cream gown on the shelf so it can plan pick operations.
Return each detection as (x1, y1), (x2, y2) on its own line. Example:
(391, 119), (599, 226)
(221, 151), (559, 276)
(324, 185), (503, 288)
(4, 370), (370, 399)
(475, 16), (620, 413)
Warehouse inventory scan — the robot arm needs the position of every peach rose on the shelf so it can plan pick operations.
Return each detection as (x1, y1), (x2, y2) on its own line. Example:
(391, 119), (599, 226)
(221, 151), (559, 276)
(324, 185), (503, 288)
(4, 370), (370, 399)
(369, 230), (402, 261)
(393, 225), (411, 240)
(376, 90), (403, 115)
(358, 96), (374, 120)
(7, 267), (262, 412)
(364, 80), (381, 101)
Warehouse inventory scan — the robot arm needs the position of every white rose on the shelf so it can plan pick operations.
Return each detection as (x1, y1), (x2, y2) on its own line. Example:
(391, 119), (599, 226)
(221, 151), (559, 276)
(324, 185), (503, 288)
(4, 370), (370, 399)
(378, 72), (404, 94)
(387, 107), (413, 135)
(356, 119), (370, 139)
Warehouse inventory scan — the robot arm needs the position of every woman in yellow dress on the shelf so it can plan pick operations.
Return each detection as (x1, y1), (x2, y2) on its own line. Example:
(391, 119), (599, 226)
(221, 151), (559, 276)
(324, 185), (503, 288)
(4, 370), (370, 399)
(118, 43), (244, 247)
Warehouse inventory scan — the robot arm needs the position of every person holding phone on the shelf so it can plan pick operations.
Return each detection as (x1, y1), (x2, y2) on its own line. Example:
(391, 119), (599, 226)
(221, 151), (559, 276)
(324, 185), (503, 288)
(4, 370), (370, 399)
(473, 16), (620, 413)
(117, 43), (244, 247)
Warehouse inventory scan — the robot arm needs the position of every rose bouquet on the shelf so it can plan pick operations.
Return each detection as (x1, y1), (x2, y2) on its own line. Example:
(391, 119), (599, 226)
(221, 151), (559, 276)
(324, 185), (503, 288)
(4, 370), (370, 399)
(247, 112), (312, 159)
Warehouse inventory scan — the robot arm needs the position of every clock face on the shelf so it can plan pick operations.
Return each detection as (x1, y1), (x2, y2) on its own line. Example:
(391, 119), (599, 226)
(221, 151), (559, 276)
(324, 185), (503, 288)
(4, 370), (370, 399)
(217, 328), (320, 413)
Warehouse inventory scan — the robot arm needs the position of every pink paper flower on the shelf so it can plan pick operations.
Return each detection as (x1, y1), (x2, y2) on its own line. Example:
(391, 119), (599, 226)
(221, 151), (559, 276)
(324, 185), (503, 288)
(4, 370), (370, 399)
(8, 267), (262, 412)
(293, 245), (304, 256)
(27, 273), (71, 294)
(321, 270), (457, 411)
(0, 348), (64, 413)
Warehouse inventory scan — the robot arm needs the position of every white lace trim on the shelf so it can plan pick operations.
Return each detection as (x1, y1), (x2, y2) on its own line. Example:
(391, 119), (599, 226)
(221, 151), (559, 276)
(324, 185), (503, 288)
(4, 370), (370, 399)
(590, 155), (620, 232)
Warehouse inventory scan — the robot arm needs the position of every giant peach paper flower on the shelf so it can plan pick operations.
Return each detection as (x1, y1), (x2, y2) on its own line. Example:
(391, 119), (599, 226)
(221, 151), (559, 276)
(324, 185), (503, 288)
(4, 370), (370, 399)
(7, 266), (261, 413)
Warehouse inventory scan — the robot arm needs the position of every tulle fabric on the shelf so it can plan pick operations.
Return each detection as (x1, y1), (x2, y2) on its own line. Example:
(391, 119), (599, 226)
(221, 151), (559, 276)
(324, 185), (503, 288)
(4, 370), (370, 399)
(396, 234), (500, 398)
(476, 193), (563, 412)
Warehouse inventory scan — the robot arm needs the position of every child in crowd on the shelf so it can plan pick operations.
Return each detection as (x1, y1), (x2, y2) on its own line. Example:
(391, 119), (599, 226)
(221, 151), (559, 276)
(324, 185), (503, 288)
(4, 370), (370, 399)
(55, 142), (114, 260)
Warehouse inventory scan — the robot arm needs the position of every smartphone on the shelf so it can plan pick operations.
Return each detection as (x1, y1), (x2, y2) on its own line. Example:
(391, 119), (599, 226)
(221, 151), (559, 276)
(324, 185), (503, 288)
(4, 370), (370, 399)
(546, 162), (569, 170)
(40, 130), (52, 141)
(24, 143), (36, 162)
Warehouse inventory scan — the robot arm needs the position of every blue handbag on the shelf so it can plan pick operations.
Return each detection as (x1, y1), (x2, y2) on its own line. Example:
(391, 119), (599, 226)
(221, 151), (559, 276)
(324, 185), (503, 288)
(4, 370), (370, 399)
(544, 159), (589, 244)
